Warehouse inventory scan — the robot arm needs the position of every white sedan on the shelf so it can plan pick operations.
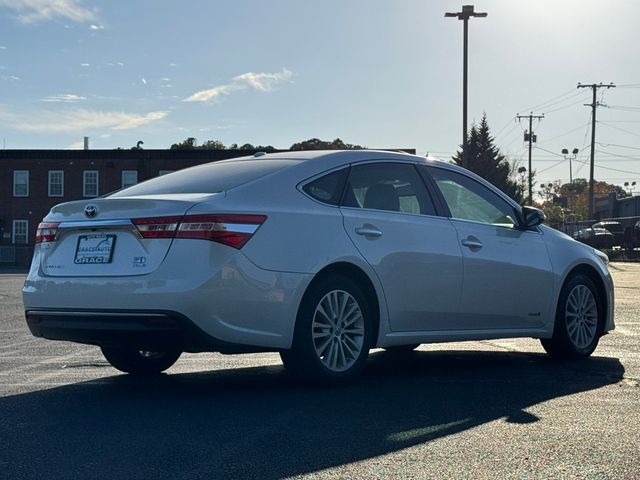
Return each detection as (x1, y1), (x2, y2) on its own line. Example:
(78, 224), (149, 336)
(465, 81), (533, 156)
(23, 150), (614, 383)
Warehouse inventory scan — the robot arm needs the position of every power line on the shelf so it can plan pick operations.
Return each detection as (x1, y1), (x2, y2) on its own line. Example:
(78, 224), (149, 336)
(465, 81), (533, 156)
(517, 87), (576, 113)
(596, 142), (640, 150)
(599, 121), (640, 139)
(543, 122), (591, 143)
(543, 94), (591, 114)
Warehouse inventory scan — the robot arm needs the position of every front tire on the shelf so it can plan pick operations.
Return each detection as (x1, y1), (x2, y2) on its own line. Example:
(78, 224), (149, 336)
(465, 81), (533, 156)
(541, 274), (603, 359)
(280, 274), (374, 384)
(101, 347), (181, 375)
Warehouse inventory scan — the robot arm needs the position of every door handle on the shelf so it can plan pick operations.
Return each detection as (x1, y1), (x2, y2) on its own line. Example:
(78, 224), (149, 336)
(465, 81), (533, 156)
(355, 225), (383, 238)
(461, 236), (483, 250)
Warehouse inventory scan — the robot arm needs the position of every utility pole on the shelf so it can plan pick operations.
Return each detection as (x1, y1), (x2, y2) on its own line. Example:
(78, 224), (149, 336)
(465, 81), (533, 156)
(577, 82), (615, 219)
(445, 5), (487, 169)
(516, 112), (544, 204)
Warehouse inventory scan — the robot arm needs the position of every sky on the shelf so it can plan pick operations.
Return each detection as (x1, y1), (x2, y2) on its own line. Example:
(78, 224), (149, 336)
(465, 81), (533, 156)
(1, 0), (640, 191)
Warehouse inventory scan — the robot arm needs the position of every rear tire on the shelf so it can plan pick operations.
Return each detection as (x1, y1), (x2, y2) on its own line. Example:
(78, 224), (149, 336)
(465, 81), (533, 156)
(101, 347), (181, 375)
(280, 274), (374, 384)
(541, 274), (603, 359)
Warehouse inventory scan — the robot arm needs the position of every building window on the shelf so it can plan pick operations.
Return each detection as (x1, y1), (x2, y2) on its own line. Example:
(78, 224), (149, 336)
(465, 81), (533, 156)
(158, 170), (174, 176)
(121, 170), (138, 189)
(48, 170), (64, 197)
(12, 220), (28, 244)
(83, 170), (99, 197)
(13, 170), (29, 197)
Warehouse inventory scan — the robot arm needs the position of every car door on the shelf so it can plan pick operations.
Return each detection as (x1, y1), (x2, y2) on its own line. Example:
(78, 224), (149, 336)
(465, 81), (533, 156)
(424, 165), (554, 332)
(340, 161), (464, 332)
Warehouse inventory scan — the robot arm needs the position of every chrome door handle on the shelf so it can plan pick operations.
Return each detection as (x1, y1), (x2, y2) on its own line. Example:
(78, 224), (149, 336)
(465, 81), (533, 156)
(355, 226), (383, 238)
(461, 237), (483, 250)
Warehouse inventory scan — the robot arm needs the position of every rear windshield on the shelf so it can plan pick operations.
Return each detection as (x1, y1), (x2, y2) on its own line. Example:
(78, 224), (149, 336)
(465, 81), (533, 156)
(109, 159), (297, 197)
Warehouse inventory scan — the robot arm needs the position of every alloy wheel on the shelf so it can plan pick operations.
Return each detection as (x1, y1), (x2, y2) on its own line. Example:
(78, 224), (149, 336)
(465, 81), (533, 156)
(565, 284), (598, 349)
(312, 289), (365, 372)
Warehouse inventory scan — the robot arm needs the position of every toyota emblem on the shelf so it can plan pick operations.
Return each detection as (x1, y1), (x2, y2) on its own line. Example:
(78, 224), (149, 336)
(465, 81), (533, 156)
(84, 204), (98, 218)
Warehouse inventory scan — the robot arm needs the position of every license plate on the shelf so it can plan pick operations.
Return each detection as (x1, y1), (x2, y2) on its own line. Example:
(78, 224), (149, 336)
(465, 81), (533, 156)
(74, 234), (116, 264)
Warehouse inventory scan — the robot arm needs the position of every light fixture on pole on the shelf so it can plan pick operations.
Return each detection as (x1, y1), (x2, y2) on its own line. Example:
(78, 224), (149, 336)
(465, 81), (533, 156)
(561, 147), (579, 183)
(445, 5), (487, 169)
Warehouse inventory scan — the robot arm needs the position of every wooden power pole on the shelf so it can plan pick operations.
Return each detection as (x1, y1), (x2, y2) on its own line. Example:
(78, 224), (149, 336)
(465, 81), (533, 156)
(516, 112), (544, 204)
(577, 82), (616, 219)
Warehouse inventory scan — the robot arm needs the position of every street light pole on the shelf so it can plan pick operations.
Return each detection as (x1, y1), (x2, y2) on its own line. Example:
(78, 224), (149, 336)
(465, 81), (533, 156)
(445, 5), (487, 169)
(562, 147), (579, 184)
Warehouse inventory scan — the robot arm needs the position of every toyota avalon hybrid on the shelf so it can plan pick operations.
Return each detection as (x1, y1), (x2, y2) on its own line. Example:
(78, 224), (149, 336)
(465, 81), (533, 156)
(23, 150), (615, 383)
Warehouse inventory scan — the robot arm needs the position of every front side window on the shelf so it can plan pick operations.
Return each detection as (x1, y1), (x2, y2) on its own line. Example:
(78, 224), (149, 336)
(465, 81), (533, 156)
(342, 162), (435, 215)
(428, 167), (518, 228)
(48, 170), (64, 197)
(158, 170), (174, 176)
(122, 170), (138, 189)
(83, 170), (99, 197)
(12, 220), (28, 244)
(13, 170), (29, 197)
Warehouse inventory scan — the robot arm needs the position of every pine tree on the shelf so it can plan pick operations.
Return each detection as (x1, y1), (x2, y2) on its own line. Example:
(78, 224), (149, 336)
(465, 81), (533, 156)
(453, 114), (524, 203)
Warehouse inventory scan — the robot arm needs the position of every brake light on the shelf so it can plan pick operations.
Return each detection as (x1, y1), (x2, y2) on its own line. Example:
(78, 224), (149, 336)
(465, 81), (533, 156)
(176, 214), (267, 249)
(35, 222), (60, 244)
(132, 216), (182, 238)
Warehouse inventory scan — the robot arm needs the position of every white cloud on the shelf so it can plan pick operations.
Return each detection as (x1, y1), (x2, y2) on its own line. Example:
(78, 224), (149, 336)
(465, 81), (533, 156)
(0, 108), (168, 132)
(184, 68), (292, 103)
(233, 68), (293, 91)
(89, 23), (103, 30)
(41, 93), (86, 102)
(80, 63), (90, 67)
(0, 0), (97, 23)
(141, 78), (147, 85)
(1, 75), (20, 81)
(0, 46), (7, 50)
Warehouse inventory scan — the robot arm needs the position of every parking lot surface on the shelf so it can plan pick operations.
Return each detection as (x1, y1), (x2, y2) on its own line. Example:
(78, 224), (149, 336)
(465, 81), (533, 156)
(1, 264), (639, 479)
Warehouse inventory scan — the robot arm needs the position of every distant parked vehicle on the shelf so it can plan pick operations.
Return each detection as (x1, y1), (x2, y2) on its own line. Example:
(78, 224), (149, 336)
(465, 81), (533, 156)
(573, 227), (615, 250)
(592, 221), (624, 247)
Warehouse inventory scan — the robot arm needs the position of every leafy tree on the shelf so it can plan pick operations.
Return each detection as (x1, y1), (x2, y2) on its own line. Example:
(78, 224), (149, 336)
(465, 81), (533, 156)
(289, 138), (363, 151)
(200, 139), (226, 149)
(453, 114), (523, 203)
(170, 137), (198, 150)
(540, 178), (630, 221)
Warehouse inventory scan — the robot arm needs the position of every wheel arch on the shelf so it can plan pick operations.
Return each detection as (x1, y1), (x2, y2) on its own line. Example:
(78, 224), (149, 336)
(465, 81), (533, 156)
(300, 262), (382, 347)
(560, 263), (609, 332)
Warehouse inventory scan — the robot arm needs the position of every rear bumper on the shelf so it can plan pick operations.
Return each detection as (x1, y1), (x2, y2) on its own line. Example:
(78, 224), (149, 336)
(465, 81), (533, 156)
(25, 308), (273, 353)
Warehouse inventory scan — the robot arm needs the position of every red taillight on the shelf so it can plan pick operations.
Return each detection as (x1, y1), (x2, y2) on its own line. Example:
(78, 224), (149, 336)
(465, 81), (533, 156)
(35, 222), (60, 244)
(132, 216), (182, 238)
(176, 214), (267, 249)
(132, 214), (266, 249)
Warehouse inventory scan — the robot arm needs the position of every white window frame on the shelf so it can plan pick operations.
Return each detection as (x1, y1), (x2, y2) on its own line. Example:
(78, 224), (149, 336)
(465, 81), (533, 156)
(121, 170), (138, 189)
(13, 170), (29, 197)
(12, 220), (28, 245)
(48, 170), (64, 197)
(83, 170), (99, 197)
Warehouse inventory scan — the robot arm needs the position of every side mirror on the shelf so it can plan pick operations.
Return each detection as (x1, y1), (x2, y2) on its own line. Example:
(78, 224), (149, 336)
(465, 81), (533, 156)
(521, 206), (545, 229)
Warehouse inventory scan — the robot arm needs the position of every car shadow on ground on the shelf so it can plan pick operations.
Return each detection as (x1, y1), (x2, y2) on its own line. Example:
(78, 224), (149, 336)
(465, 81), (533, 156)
(0, 349), (624, 479)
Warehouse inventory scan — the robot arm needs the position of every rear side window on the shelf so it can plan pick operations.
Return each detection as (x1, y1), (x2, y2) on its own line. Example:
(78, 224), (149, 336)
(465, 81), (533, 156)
(302, 168), (349, 206)
(109, 159), (298, 197)
(342, 162), (436, 215)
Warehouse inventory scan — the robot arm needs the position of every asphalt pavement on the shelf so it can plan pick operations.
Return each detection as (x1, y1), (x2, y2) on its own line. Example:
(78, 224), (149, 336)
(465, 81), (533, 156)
(0, 264), (638, 479)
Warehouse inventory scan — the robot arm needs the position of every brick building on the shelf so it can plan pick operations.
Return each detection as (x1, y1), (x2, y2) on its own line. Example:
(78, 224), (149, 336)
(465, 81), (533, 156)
(0, 148), (268, 266)
(1, 147), (417, 266)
